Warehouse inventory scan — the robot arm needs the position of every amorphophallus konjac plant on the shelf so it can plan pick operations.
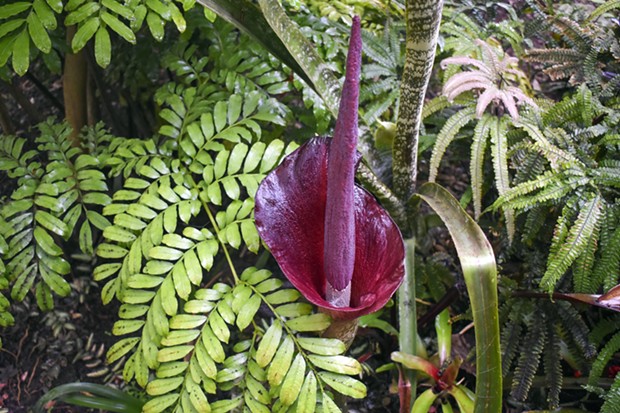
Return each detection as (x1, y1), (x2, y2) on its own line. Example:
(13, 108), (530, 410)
(254, 16), (405, 323)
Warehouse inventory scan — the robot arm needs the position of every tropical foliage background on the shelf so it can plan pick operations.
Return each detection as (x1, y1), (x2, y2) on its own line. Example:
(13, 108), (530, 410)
(0, 0), (619, 412)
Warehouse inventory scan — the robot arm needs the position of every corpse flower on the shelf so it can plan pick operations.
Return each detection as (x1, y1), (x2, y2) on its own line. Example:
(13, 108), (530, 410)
(254, 17), (405, 321)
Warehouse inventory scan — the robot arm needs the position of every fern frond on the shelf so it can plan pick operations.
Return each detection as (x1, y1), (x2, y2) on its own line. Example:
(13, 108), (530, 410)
(501, 319), (523, 377)
(572, 217), (600, 293)
(586, 0), (620, 23)
(490, 116), (515, 239)
(521, 205), (550, 245)
(543, 323), (563, 409)
(601, 376), (620, 413)
(589, 330), (620, 386)
(557, 301), (596, 360)
(592, 226), (620, 292)
(470, 114), (493, 219)
(429, 106), (476, 182)
(511, 315), (546, 401)
(541, 194), (603, 292)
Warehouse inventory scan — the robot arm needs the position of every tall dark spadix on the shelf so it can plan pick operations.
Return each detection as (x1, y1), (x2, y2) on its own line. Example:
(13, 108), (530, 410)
(324, 16), (362, 307)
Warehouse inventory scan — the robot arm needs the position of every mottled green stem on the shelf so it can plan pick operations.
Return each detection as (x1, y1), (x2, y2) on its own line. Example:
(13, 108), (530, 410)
(393, 0), (444, 200)
(257, 0), (341, 117)
(398, 237), (417, 410)
(396, 3), (443, 411)
(356, 163), (408, 230)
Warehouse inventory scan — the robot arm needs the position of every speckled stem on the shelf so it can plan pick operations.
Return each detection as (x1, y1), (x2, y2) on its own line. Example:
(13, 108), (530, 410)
(393, 0), (444, 201)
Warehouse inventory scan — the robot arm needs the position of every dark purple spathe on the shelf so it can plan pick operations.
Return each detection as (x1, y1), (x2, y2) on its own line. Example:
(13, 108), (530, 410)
(253, 16), (405, 320)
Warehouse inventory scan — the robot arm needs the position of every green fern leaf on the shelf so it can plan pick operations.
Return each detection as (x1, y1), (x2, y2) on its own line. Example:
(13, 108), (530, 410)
(511, 315), (546, 401)
(429, 106), (476, 182)
(541, 194), (603, 292)
(470, 113), (493, 219)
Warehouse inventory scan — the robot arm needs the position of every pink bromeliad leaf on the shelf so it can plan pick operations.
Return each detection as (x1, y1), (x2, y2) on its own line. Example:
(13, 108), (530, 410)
(254, 16), (405, 320)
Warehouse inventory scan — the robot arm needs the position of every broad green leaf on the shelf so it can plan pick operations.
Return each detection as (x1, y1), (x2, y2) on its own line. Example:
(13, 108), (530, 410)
(265, 289), (300, 305)
(298, 372), (317, 413)
(210, 398), (242, 413)
(274, 302), (313, 318)
(317, 372), (366, 399)
(202, 325), (225, 362)
(157, 345), (194, 362)
(35, 210), (68, 237)
(12, 28), (30, 75)
(416, 182), (501, 413)
(33, 0), (57, 30)
(66, 2), (100, 25)
(101, 0), (133, 18)
(169, 314), (206, 329)
(33, 226), (62, 256)
(27, 11), (51, 53)
(79, 221), (93, 255)
(112, 319), (145, 335)
(308, 355), (361, 375)
(0, 3), (31, 18)
(146, 11), (164, 41)
(71, 17), (99, 52)
(209, 310), (230, 343)
(297, 338), (345, 356)
(146, 377), (184, 396)
(286, 314), (331, 332)
(101, 11), (135, 43)
(279, 353), (305, 406)
(35, 282), (53, 311)
(94, 25), (111, 67)
(267, 335), (294, 386)
(256, 320), (282, 367)
(45, 0), (62, 13)
(235, 294), (260, 330)
(39, 263), (71, 296)
(260, 140), (284, 173)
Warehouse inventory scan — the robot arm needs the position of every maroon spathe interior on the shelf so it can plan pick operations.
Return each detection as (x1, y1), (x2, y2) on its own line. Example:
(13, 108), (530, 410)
(254, 138), (405, 320)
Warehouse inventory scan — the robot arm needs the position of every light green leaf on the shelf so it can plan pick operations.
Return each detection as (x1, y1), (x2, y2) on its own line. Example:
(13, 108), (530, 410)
(107, 337), (140, 363)
(143, 394), (179, 413)
(256, 319), (282, 367)
(146, 377), (184, 396)
(286, 314), (331, 332)
(39, 263), (71, 296)
(157, 345), (194, 363)
(0, 2), (31, 18)
(65, 2), (99, 25)
(101, 0), (133, 19)
(280, 353), (305, 406)
(297, 372), (317, 413)
(146, 11), (164, 41)
(27, 11), (51, 53)
(71, 17), (99, 52)
(101, 11), (135, 43)
(94, 25), (111, 67)
(267, 335), (294, 386)
(202, 325), (225, 362)
(297, 338), (345, 356)
(236, 294), (260, 330)
(317, 372), (366, 399)
(308, 355), (361, 375)
(35, 210), (68, 237)
(12, 28), (30, 75)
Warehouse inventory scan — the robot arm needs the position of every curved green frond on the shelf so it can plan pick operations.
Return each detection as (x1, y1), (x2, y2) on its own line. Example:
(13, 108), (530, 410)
(429, 106), (476, 182)
(541, 194), (603, 292)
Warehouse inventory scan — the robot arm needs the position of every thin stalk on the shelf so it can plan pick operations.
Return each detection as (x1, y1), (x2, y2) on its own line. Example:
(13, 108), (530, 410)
(64, 26), (88, 145)
(398, 237), (417, 410)
(393, 0), (444, 201)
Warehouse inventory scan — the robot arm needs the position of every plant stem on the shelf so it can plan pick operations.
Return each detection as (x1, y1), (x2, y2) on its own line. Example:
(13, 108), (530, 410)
(64, 26), (89, 145)
(398, 237), (417, 411)
(393, 0), (444, 201)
